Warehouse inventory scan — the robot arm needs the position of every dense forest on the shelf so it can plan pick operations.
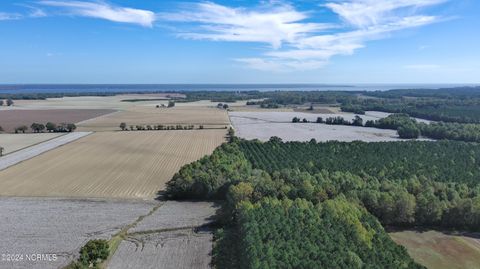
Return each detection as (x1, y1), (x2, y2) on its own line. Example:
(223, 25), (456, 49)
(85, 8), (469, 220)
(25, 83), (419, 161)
(340, 87), (480, 124)
(364, 114), (480, 141)
(238, 139), (480, 185)
(343, 99), (480, 123)
(215, 197), (422, 269)
(166, 137), (480, 268)
(365, 86), (480, 99)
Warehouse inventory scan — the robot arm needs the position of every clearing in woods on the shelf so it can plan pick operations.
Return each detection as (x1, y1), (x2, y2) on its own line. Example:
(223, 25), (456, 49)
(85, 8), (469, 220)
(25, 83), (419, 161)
(0, 130), (226, 199)
(390, 230), (480, 269)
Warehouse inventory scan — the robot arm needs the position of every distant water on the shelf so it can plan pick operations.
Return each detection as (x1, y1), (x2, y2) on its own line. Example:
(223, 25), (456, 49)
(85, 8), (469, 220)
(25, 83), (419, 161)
(0, 84), (477, 94)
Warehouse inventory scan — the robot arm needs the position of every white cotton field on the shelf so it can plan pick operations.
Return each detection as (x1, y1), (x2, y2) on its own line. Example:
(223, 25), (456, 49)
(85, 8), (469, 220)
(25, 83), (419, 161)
(0, 197), (156, 269)
(229, 111), (429, 142)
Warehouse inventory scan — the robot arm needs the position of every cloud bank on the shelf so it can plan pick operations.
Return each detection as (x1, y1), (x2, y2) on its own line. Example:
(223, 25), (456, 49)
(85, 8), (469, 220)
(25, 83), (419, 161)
(2, 0), (448, 71)
(161, 0), (448, 71)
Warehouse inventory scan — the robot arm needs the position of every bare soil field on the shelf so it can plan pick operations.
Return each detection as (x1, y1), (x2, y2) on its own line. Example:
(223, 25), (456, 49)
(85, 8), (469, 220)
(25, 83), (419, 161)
(0, 197), (156, 269)
(0, 130), (226, 199)
(229, 111), (409, 142)
(390, 230), (480, 269)
(77, 106), (230, 132)
(0, 133), (63, 154)
(0, 109), (115, 133)
(108, 201), (217, 269)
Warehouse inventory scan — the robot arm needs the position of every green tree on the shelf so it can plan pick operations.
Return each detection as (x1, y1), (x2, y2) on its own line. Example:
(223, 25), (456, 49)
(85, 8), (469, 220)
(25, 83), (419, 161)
(119, 122), (127, 131)
(66, 123), (76, 132)
(15, 125), (28, 133)
(352, 115), (364, 126)
(46, 122), (57, 132)
(79, 239), (109, 267)
(398, 123), (420, 139)
(30, 123), (45, 133)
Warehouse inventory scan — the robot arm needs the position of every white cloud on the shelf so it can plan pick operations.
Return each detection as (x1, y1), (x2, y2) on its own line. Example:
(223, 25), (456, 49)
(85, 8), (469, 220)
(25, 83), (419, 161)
(325, 0), (447, 28)
(39, 1), (155, 27)
(159, 2), (335, 49)
(30, 8), (47, 18)
(161, 0), (448, 72)
(0, 12), (22, 20)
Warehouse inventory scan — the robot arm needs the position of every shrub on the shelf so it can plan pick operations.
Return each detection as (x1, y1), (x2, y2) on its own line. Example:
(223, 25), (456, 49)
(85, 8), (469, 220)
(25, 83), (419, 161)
(78, 239), (109, 267)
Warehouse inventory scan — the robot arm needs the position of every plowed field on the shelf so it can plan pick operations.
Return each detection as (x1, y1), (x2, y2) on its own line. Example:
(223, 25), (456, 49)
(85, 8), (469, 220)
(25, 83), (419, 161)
(0, 130), (226, 199)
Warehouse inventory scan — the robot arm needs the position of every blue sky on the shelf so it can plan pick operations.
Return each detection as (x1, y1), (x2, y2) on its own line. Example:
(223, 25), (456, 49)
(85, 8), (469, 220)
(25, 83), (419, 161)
(0, 0), (479, 84)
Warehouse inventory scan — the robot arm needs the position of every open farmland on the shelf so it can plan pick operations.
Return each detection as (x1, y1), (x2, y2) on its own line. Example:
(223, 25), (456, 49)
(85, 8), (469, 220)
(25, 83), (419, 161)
(0, 109), (115, 133)
(0, 132), (91, 171)
(0, 133), (63, 154)
(390, 230), (480, 269)
(108, 201), (218, 269)
(77, 106), (230, 132)
(0, 197), (156, 269)
(8, 94), (185, 110)
(0, 130), (226, 199)
(230, 111), (407, 142)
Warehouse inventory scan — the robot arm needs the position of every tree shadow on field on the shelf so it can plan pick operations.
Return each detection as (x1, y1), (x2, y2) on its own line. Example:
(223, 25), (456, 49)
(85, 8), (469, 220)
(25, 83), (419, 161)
(155, 190), (168, 201)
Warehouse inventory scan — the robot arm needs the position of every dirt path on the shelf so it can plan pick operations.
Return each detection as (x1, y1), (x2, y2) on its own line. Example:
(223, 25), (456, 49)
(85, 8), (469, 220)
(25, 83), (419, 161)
(107, 201), (218, 269)
(0, 132), (91, 171)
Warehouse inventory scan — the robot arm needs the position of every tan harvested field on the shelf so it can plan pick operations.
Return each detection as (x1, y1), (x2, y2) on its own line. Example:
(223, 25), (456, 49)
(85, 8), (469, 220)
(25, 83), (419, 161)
(390, 230), (480, 269)
(0, 133), (64, 154)
(77, 106), (230, 132)
(0, 130), (226, 199)
(8, 94), (185, 110)
(0, 109), (115, 132)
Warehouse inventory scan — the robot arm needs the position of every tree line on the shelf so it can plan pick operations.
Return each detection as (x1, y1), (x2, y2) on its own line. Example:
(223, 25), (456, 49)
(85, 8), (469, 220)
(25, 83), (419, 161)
(10, 122), (77, 133)
(0, 99), (14, 106)
(291, 113), (480, 141)
(117, 122), (226, 131)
